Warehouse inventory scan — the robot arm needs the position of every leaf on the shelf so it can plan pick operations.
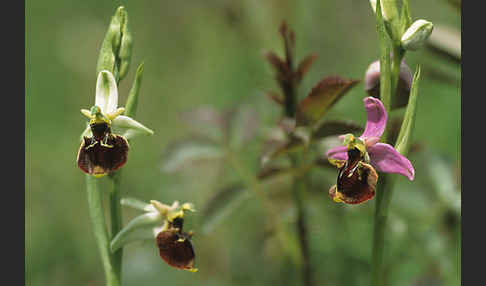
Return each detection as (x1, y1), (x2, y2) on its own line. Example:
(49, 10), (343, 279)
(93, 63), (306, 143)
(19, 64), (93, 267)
(296, 76), (360, 126)
(264, 51), (288, 77)
(179, 106), (228, 141)
(260, 135), (306, 166)
(425, 152), (461, 214)
(201, 183), (251, 234)
(295, 53), (319, 83)
(376, 0), (392, 112)
(229, 105), (260, 149)
(395, 65), (421, 155)
(124, 62), (144, 118)
(264, 90), (284, 105)
(257, 165), (293, 181)
(161, 139), (224, 173)
(312, 120), (363, 140)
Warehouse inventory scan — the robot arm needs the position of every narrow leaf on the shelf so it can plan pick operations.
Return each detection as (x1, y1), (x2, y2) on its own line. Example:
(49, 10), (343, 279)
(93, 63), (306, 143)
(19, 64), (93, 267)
(202, 184), (251, 234)
(296, 76), (360, 126)
(264, 90), (284, 105)
(295, 53), (319, 83)
(124, 62), (144, 118)
(161, 139), (224, 173)
(312, 120), (363, 140)
(229, 105), (260, 149)
(261, 135), (305, 166)
(257, 166), (293, 181)
(395, 65), (421, 155)
(264, 51), (288, 76)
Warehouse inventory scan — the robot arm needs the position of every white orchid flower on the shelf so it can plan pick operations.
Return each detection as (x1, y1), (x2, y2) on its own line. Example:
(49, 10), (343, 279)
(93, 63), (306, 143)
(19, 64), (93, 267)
(80, 70), (153, 140)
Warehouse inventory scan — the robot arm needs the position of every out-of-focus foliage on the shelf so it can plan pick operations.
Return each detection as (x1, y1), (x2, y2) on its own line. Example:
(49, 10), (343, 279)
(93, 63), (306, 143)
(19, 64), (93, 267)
(26, 0), (460, 285)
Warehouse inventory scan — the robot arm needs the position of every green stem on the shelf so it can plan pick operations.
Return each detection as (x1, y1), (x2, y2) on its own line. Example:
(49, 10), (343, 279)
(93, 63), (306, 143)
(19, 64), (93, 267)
(371, 40), (403, 286)
(109, 172), (124, 280)
(371, 175), (396, 286)
(86, 175), (120, 286)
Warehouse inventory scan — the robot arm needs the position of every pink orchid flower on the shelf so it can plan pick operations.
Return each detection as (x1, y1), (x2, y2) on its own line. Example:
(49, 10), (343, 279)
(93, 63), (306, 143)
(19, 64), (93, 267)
(326, 96), (414, 204)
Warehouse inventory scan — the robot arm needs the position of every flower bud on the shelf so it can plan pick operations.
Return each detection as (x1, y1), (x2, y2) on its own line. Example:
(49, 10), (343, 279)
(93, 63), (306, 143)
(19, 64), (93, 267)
(364, 59), (412, 109)
(401, 19), (434, 51)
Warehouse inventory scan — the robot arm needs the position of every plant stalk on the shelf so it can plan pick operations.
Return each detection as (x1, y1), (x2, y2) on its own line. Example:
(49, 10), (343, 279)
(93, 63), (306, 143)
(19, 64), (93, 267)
(109, 172), (124, 280)
(291, 162), (315, 286)
(86, 175), (120, 286)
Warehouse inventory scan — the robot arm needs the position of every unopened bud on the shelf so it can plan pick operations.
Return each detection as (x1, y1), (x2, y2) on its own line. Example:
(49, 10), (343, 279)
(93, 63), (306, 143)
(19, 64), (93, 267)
(401, 19), (434, 51)
(364, 59), (412, 109)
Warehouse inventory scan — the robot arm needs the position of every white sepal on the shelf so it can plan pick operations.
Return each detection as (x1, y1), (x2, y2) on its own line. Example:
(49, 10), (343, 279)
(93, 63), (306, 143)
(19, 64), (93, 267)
(112, 115), (154, 140)
(95, 70), (119, 114)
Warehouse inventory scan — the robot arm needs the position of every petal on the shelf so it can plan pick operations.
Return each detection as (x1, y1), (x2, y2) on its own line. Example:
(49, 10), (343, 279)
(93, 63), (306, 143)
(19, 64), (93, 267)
(95, 70), (118, 114)
(326, 145), (348, 161)
(360, 96), (387, 139)
(368, 143), (415, 180)
(330, 162), (378, 204)
(77, 134), (129, 176)
(112, 115), (154, 140)
(156, 229), (196, 271)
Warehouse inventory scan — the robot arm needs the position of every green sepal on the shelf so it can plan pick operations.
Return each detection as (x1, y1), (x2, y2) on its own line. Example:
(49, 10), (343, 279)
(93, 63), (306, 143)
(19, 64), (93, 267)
(110, 211), (163, 253)
(395, 65), (421, 155)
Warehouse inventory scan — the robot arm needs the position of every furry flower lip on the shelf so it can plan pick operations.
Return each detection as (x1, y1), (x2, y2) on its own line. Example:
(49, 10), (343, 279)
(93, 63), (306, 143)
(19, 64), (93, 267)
(326, 97), (414, 204)
(77, 70), (153, 177)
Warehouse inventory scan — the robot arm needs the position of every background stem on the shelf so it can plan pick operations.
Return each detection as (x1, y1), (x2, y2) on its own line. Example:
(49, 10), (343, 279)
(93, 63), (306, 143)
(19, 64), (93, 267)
(291, 164), (314, 286)
(86, 175), (120, 286)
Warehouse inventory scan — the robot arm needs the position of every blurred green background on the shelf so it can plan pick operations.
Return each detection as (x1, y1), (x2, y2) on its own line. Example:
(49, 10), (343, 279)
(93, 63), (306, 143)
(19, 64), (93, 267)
(26, 0), (460, 285)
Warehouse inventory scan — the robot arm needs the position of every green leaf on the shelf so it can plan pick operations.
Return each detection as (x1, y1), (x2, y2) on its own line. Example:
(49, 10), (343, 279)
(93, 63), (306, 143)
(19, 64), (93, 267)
(395, 65), (421, 155)
(295, 76), (359, 126)
(201, 183), (251, 234)
(425, 152), (461, 214)
(161, 139), (224, 173)
(295, 53), (319, 83)
(229, 105), (260, 149)
(257, 165), (293, 181)
(261, 135), (306, 166)
(312, 120), (363, 140)
(376, 0), (392, 114)
(124, 62), (144, 118)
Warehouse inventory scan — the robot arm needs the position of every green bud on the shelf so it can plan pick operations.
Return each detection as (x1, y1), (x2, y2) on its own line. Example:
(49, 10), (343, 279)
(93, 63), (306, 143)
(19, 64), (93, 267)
(96, 6), (132, 82)
(118, 7), (132, 81)
(401, 19), (434, 51)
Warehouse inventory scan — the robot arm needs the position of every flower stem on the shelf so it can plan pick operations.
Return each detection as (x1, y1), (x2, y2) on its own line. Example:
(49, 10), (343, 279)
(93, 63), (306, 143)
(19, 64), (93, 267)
(371, 12), (404, 282)
(371, 174), (396, 286)
(86, 175), (120, 286)
(109, 172), (124, 280)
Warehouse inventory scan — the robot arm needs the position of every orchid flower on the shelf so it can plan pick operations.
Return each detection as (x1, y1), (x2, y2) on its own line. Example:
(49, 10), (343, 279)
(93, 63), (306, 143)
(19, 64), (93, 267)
(110, 198), (198, 272)
(326, 96), (414, 204)
(77, 70), (154, 177)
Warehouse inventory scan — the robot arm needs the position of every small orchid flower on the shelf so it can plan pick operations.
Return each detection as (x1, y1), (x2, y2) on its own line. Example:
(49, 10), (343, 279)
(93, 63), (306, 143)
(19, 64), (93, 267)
(326, 96), (414, 204)
(77, 70), (153, 177)
(110, 198), (198, 272)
